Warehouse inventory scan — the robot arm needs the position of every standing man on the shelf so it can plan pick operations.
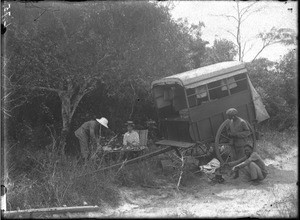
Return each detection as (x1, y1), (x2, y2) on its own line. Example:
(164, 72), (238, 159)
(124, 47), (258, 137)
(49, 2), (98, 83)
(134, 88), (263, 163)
(75, 117), (109, 162)
(228, 144), (268, 184)
(226, 108), (251, 160)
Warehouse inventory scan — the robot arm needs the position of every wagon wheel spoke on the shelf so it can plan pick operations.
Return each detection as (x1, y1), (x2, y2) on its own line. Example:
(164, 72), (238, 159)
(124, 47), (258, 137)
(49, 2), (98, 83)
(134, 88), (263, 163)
(220, 145), (231, 156)
(218, 138), (230, 145)
(220, 134), (230, 140)
(219, 139), (230, 144)
(215, 120), (233, 164)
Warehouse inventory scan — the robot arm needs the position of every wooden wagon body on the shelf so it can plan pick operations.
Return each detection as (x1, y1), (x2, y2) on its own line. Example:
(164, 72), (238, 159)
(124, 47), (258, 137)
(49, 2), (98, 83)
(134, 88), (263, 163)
(151, 61), (269, 157)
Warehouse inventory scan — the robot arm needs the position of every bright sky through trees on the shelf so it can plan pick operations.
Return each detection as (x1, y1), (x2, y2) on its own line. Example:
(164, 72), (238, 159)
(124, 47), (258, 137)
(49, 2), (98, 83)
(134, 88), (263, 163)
(169, 1), (297, 62)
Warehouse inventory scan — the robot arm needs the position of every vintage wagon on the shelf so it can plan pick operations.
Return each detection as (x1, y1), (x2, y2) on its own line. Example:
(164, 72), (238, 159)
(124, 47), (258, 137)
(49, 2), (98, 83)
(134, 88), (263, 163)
(151, 61), (269, 163)
(97, 61), (269, 178)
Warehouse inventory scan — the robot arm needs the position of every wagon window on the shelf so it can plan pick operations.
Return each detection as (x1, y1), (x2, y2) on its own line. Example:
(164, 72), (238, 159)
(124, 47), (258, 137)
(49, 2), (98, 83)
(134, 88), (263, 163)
(208, 80), (229, 100)
(186, 88), (195, 96)
(234, 73), (247, 81)
(207, 80), (220, 89)
(229, 74), (248, 94)
(226, 77), (237, 90)
(188, 96), (197, 107)
(195, 85), (209, 104)
(187, 85), (208, 107)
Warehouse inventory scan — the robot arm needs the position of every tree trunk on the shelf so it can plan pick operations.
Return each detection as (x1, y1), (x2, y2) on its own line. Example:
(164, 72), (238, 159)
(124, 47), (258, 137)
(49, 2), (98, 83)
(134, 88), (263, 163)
(57, 87), (87, 156)
(236, 2), (242, 62)
(58, 92), (72, 156)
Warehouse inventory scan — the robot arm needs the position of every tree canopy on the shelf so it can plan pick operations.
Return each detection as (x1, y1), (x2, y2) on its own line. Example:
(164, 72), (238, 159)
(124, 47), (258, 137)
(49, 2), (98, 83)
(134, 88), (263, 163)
(203, 38), (237, 65)
(4, 1), (209, 152)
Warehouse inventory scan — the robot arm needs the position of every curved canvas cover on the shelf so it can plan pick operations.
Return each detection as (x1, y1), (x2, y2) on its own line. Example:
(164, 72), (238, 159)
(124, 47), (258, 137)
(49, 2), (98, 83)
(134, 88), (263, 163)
(151, 61), (247, 89)
(247, 75), (270, 123)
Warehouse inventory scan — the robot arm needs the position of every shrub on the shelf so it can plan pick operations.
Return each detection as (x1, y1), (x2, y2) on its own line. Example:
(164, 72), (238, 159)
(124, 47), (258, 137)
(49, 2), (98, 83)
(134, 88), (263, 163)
(6, 141), (121, 210)
(6, 136), (169, 210)
(256, 127), (296, 159)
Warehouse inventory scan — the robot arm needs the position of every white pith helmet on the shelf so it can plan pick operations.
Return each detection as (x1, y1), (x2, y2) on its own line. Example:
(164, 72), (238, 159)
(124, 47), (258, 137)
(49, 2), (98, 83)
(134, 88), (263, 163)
(96, 117), (109, 128)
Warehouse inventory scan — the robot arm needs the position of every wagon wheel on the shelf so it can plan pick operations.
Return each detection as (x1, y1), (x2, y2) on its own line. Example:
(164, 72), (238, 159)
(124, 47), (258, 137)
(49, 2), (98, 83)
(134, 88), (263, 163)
(214, 119), (256, 164)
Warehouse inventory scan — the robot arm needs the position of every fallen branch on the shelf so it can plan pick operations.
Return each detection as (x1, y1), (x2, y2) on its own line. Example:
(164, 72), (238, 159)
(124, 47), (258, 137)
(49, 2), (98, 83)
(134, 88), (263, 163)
(3, 206), (100, 219)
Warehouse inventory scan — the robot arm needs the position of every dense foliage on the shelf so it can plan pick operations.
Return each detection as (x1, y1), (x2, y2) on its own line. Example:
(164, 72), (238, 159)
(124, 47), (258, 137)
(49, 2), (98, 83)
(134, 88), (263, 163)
(246, 49), (297, 130)
(2, 2), (296, 156)
(4, 2), (207, 153)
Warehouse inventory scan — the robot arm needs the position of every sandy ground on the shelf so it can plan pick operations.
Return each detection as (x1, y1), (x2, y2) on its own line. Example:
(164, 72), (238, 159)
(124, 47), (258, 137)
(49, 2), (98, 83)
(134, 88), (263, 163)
(74, 145), (298, 218)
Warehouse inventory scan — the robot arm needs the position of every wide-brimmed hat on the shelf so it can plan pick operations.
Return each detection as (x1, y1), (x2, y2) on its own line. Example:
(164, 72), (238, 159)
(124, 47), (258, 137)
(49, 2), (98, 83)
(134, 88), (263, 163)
(226, 108), (238, 116)
(96, 117), (109, 128)
(125, 121), (135, 127)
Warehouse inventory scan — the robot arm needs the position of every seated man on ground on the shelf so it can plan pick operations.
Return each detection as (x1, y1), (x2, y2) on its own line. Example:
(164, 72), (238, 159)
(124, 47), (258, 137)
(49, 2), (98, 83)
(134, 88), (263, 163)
(227, 144), (268, 184)
(123, 121), (140, 159)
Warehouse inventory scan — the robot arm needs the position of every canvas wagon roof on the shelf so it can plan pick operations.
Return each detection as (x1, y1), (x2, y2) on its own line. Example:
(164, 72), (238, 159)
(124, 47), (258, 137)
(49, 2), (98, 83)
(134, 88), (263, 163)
(151, 61), (247, 89)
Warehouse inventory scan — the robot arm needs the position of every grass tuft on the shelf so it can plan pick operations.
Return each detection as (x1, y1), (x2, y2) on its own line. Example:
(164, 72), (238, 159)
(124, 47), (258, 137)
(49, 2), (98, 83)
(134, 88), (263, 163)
(274, 193), (298, 218)
(256, 128), (297, 159)
(113, 159), (160, 187)
(6, 141), (121, 210)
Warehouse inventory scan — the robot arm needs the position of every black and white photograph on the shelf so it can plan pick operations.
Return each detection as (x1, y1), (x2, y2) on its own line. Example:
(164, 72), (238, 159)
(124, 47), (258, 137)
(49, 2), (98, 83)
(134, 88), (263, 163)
(1, 0), (297, 218)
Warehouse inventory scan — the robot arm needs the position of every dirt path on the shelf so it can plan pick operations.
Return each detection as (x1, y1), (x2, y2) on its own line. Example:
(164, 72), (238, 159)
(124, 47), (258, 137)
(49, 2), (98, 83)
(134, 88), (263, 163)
(79, 146), (297, 218)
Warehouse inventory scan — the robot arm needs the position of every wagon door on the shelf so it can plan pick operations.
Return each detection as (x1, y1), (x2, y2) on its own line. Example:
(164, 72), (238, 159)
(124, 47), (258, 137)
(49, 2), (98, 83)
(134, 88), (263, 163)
(152, 84), (192, 142)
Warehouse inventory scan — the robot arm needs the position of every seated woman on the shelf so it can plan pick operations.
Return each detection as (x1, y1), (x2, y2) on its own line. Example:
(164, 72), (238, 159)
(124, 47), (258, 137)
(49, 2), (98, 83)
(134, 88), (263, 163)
(123, 121), (140, 159)
(228, 144), (268, 185)
(123, 121), (140, 148)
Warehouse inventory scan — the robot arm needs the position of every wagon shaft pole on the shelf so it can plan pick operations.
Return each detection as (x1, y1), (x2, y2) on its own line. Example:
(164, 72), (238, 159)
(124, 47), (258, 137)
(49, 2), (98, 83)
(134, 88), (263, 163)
(93, 146), (174, 173)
